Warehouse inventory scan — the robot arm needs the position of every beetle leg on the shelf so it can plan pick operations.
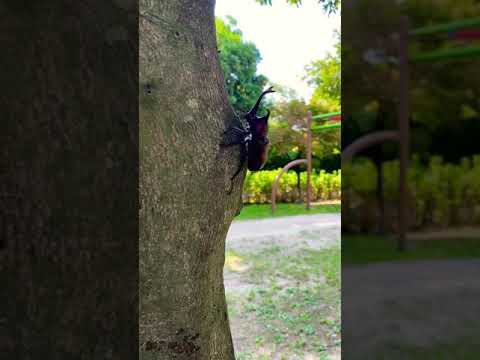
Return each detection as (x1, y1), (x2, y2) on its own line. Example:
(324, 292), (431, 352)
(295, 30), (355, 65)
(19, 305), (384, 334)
(221, 126), (249, 147)
(230, 141), (248, 181)
(223, 126), (246, 135)
(227, 142), (247, 193)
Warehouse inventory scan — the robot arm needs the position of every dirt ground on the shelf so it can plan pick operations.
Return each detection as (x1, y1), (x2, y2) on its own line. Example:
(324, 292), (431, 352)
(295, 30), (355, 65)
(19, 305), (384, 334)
(224, 215), (341, 360)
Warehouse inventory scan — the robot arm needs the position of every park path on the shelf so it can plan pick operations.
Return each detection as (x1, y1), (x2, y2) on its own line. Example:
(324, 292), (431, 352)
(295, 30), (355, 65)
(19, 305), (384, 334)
(226, 214), (340, 253)
(343, 259), (480, 357)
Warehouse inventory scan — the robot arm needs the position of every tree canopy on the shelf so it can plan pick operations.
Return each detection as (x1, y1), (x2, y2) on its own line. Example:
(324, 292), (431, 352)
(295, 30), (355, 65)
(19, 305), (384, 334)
(265, 38), (341, 171)
(216, 16), (269, 114)
(266, 28), (341, 170)
(267, 97), (340, 171)
(305, 32), (341, 112)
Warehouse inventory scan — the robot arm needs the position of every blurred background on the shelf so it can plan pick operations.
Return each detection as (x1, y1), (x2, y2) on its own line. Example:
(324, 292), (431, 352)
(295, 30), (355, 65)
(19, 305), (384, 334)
(342, 0), (480, 358)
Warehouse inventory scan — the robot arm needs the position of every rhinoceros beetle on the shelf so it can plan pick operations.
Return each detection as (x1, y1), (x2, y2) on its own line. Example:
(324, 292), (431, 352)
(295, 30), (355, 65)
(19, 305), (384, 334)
(221, 86), (275, 185)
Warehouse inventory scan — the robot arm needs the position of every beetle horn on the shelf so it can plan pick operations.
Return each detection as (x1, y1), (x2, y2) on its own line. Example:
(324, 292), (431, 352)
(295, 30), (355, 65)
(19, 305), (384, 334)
(261, 109), (271, 121)
(247, 86), (275, 118)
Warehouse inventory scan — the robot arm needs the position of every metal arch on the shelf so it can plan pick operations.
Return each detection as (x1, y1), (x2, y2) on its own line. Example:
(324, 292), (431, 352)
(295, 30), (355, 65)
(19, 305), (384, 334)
(342, 131), (400, 163)
(271, 159), (308, 213)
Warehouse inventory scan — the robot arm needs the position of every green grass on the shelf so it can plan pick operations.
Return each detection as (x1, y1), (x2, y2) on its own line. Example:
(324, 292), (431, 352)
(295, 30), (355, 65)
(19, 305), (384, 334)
(343, 235), (480, 265)
(235, 203), (340, 221)
(243, 245), (341, 288)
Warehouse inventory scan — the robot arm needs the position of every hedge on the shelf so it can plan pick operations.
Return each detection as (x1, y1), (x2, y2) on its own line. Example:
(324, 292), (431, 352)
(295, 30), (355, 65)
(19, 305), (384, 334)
(243, 169), (341, 204)
(343, 155), (480, 230)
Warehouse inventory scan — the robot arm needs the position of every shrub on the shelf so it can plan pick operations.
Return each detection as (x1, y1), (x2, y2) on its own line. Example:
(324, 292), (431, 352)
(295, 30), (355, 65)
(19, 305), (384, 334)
(243, 169), (341, 204)
(343, 155), (480, 230)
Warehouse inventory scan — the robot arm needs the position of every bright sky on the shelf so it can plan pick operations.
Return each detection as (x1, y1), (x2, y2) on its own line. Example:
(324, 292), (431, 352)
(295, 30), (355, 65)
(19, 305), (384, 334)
(215, 0), (340, 102)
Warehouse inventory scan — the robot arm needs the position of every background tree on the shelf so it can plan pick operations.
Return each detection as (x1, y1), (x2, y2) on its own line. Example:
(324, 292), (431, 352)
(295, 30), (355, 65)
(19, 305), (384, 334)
(216, 16), (269, 114)
(268, 99), (311, 199)
(266, 97), (341, 198)
(265, 33), (341, 173)
(305, 32), (341, 113)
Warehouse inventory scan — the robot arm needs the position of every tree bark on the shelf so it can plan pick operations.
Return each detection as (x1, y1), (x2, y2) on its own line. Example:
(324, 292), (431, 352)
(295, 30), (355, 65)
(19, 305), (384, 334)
(139, 1), (241, 359)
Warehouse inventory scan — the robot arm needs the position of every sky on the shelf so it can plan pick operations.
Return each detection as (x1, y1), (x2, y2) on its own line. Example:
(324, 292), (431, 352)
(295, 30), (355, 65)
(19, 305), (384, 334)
(215, 0), (340, 102)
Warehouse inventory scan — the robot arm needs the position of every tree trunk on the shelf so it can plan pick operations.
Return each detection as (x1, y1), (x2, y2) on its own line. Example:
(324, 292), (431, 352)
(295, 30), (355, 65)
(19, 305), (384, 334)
(374, 158), (385, 234)
(296, 171), (303, 203)
(139, 1), (240, 359)
(375, 102), (386, 234)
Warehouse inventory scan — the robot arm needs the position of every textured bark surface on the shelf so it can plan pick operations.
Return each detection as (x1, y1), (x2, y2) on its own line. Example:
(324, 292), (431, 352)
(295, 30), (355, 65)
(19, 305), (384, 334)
(1, 2), (138, 358)
(139, 0), (242, 359)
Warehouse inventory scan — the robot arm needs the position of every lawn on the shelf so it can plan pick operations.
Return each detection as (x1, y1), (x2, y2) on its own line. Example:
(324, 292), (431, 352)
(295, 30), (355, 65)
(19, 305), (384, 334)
(343, 235), (480, 265)
(235, 203), (341, 221)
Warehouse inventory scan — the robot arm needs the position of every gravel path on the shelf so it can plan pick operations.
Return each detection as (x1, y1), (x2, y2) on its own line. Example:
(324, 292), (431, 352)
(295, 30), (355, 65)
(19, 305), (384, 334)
(226, 214), (340, 253)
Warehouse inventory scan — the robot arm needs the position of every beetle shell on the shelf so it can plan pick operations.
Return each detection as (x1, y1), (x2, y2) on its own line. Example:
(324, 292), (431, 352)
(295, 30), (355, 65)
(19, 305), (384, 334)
(247, 118), (269, 170)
